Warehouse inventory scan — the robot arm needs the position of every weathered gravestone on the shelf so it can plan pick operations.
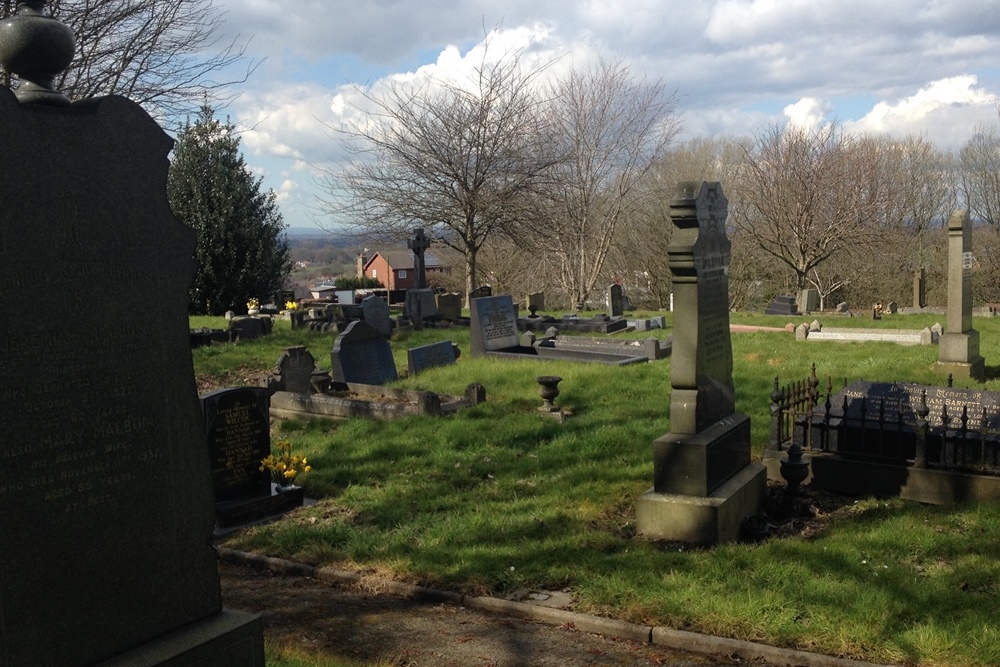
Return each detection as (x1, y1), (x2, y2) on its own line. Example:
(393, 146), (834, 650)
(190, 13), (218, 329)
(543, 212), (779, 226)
(607, 284), (625, 318)
(268, 345), (319, 394)
(404, 227), (437, 327)
(0, 8), (262, 664)
(799, 288), (819, 313)
(407, 340), (459, 376)
(934, 210), (985, 381)
(765, 294), (798, 316)
(331, 320), (399, 385)
(470, 295), (520, 356)
(361, 294), (392, 338)
(526, 291), (545, 317)
(200, 387), (303, 528)
(913, 267), (927, 309)
(636, 182), (765, 544)
(436, 292), (463, 321)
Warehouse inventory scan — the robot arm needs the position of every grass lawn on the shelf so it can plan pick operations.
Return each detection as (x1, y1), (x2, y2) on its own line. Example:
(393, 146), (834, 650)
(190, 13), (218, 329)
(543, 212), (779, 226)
(197, 310), (1000, 667)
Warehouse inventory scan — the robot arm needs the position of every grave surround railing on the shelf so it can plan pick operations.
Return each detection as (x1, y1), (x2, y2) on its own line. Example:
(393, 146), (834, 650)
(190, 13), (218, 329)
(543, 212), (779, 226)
(770, 364), (1000, 476)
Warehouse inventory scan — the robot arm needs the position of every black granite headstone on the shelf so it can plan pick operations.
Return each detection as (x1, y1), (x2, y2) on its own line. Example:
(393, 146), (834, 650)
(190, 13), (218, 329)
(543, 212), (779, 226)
(200, 387), (271, 501)
(0, 89), (260, 665)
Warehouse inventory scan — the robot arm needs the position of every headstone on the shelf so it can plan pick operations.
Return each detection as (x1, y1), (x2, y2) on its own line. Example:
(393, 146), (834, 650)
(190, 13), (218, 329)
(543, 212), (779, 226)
(765, 294), (798, 316)
(795, 323), (809, 340)
(269, 345), (318, 394)
(888, 301), (898, 314)
(436, 292), (462, 321)
(799, 288), (819, 313)
(607, 284), (625, 318)
(331, 320), (399, 385)
(0, 36), (262, 667)
(407, 227), (431, 288)
(809, 319), (822, 332)
(407, 340), (458, 376)
(475, 285), (493, 298)
(361, 294), (392, 338)
(404, 288), (438, 326)
(200, 387), (271, 501)
(836, 302), (849, 313)
(636, 181), (764, 544)
(934, 210), (985, 381)
(913, 268), (927, 309)
(469, 295), (520, 356)
(526, 291), (545, 316)
(650, 315), (667, 329)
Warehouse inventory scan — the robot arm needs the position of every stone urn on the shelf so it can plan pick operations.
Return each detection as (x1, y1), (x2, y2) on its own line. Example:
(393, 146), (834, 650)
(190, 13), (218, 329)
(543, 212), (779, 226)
(0, 1), (75, 106)
(536, 375), (562, 413)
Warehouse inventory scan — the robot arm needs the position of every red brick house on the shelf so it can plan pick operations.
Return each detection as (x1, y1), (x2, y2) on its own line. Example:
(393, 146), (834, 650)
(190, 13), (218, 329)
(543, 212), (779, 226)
(361, 250), (447, 290)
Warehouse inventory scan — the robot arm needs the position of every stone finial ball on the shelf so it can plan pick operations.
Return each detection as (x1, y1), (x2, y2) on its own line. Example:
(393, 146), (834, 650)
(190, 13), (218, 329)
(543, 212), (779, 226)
(0, 3), (76, 84)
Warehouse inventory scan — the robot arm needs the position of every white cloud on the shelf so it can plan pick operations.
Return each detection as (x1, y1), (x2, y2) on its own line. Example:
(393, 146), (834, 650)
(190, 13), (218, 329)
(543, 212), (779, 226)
(846, 75), (999, 148)
(784, 97), (833, 130)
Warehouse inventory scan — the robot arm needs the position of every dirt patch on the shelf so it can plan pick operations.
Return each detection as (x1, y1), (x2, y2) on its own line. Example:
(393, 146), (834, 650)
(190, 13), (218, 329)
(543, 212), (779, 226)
(219, 561), (745, 667)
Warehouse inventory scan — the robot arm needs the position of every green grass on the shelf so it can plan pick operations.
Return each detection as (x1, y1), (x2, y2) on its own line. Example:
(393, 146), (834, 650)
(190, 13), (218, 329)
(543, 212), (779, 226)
(197, 311), (1000, 667)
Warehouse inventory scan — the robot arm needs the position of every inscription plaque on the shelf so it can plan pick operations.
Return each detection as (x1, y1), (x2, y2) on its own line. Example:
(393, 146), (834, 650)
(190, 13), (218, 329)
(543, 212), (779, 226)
(470, 295), (519, 356)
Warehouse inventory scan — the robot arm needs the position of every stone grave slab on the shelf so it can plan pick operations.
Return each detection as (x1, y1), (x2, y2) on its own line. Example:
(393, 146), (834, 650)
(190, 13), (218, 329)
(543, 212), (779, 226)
(436, 292), (463, 321)
(331, 320), (399, 385)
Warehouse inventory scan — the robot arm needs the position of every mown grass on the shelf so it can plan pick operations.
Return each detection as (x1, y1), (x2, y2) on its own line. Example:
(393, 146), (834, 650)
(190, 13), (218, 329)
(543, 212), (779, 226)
(197, 311), (1000, 667)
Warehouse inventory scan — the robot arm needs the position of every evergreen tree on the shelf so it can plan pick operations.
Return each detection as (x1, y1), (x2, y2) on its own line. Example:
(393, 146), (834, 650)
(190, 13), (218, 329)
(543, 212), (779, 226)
(168, 105), (291, 314)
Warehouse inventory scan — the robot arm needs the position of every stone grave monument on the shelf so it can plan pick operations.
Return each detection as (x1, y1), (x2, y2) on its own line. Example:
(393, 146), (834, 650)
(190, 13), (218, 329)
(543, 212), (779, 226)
(933, 210), (985, 381)
(635, 182), (765, 544)
(331, 320), (400, 385)
(407, 340), (459, 376)
(0, 4), (263, 664)
(607, 284), (625, 317)
(913, 267), (926, 309)
(201, 387), (303, 528)
(404, 227), (438, 328)
(361, 294), (392, 338)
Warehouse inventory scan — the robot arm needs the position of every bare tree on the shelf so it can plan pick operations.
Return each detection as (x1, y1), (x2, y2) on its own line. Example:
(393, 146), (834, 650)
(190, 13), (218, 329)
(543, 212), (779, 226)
(537, 58), (680, 308)
(616, 136), (746, 309)
(958, 123), (1000, 231)
(731, 123), (886, 291)
(322, 36), (559, 304)
(2, 0), (254, 124)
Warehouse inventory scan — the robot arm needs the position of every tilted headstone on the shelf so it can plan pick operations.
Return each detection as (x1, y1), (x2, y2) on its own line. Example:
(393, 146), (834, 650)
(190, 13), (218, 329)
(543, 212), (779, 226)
(361, 294), (392, 338)
(407, 340), (458, 376)
(934, 210), (985, 380)
(469, 295), (519, 356)
(331, 320), (399, 385)
(0, 15), (262, 663)
(607, 284), (625, 318)
(637, 182), (764, 544)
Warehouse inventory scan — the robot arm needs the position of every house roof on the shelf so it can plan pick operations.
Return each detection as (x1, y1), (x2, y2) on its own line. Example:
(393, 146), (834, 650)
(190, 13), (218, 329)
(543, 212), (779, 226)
(364, 250), (445, 271)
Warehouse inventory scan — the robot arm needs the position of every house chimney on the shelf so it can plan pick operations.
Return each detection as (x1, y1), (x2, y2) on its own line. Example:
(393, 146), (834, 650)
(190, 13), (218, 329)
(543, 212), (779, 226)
(357, 253), (367, 278)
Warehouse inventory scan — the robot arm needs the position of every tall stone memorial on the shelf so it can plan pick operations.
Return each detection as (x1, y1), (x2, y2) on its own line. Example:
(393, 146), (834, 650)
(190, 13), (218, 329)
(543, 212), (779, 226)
(933, 210), (985, 381)
(635, 182), (765, 544)
(0, 4), (263, 665)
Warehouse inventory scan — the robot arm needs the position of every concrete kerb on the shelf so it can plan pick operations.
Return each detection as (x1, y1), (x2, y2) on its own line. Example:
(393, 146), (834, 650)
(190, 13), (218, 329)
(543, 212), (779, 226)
(215, 548), (889, 667)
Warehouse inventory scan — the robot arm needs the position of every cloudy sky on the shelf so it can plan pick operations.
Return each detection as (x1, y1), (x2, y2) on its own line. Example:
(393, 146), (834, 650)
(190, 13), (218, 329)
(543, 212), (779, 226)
(212, 0), (1000, 230)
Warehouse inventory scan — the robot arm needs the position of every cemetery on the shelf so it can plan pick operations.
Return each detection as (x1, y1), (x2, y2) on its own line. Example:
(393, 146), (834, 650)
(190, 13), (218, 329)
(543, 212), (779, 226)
(6, 8), (1000, 666)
